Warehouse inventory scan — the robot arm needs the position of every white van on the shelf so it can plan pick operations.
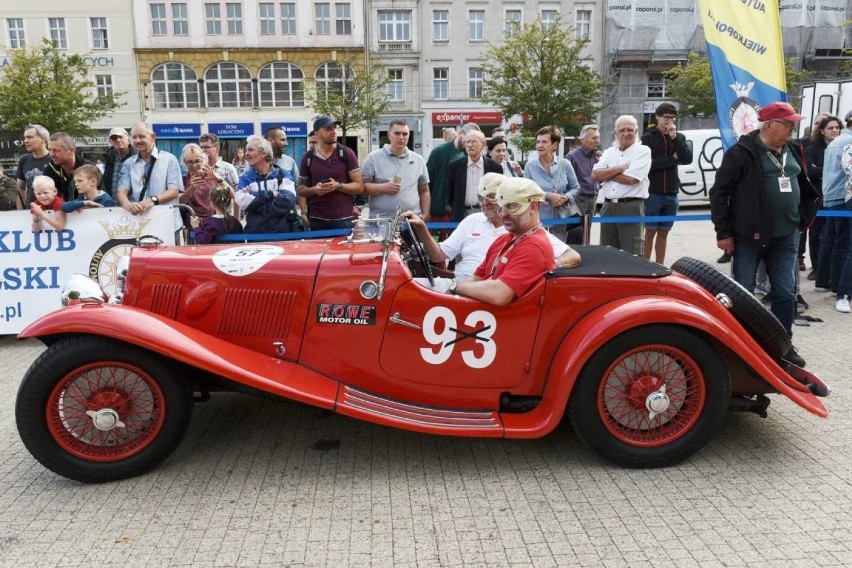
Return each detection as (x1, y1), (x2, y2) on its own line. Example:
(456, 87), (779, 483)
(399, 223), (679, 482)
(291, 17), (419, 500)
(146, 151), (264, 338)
(677, 129), (723, 203)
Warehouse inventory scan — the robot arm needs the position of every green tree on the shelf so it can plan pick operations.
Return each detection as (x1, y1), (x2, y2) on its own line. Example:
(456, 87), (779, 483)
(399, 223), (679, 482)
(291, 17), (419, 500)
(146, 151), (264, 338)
(665, 52), (813, 117)
(308, 52), (390, 142)
(478, 16), (605, 136)
(0, 39), (123, 136)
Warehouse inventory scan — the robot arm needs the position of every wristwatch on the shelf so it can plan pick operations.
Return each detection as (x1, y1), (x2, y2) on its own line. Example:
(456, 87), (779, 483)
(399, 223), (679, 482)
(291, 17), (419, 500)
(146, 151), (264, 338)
(336, 182), (343, 191)
(150, 195), (160, 205)
(448, 281), (458, 295)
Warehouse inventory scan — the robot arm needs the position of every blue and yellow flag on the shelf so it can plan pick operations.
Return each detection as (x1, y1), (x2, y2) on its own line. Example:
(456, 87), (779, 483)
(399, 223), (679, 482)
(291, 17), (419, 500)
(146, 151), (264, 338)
(698, 0), (786, 149)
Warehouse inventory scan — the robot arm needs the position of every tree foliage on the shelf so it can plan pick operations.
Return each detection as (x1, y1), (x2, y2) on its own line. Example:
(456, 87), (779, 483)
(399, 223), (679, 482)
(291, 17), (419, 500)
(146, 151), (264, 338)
(0, 40), (123, 136)
(308, 52), (390, 141)
(479, 16), (605, 136)
(665, 52), (813, 117)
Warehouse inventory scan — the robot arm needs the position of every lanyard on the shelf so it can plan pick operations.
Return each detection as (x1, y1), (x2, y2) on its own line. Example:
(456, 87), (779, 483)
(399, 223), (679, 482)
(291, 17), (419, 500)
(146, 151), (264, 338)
(488, 224), (542, 278)
(765, 147), (787, 175)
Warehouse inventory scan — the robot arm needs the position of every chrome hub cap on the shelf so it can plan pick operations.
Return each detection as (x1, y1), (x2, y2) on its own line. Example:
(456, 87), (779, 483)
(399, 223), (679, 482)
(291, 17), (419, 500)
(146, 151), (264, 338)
(645, 384), (670, 421)
(86, 408), (126, 431)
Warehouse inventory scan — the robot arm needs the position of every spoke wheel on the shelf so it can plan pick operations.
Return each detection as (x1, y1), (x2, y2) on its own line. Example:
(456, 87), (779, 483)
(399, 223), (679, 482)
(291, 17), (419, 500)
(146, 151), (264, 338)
(569, 326), (729, 468)
(47, 362), (167, 462)
(17, 336), (192, 483)
(598, 344), (705, 447)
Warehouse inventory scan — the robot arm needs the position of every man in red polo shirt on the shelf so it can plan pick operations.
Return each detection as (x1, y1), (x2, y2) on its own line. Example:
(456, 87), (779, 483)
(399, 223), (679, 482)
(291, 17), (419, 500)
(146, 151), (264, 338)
(449, 177), (555, 305)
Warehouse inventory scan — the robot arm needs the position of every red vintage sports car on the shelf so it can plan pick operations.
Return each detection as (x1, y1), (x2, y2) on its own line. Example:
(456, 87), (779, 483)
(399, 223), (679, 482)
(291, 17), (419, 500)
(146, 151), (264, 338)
(15, 217), (829, 482)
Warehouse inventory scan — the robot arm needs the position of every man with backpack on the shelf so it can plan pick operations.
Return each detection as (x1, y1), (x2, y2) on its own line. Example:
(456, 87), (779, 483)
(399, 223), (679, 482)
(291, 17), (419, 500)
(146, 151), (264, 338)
(297, 116), (364, 231)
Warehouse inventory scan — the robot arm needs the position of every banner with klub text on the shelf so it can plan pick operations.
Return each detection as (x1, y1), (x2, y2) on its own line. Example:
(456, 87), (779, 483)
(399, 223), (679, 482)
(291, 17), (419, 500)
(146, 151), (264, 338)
(698, 0), (786, 150)
(0, 206), (176, 335)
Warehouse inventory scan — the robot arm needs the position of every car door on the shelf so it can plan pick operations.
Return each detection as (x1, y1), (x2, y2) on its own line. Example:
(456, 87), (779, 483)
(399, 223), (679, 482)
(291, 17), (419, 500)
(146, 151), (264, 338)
(379, 280), (545, 389)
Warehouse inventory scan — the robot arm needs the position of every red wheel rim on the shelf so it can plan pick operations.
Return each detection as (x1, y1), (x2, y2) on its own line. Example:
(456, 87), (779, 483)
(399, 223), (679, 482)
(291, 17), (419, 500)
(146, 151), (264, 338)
(597, 344), (706, 447)
(46, 362), (166, 462)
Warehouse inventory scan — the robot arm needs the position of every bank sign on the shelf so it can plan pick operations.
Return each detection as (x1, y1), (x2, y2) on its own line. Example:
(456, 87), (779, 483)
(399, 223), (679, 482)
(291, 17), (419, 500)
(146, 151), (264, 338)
(260, 122), (308, 136)
(153, 123), (202, 139)
(208, 122), (254, 138)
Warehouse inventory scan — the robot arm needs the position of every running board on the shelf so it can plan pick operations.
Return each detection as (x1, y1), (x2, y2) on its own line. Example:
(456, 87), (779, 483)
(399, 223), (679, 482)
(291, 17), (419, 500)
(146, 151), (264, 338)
(336, 385), (504, 437)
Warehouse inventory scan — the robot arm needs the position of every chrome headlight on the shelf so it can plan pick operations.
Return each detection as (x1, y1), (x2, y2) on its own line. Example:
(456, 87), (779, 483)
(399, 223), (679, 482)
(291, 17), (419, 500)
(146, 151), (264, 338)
(61, 274), (107, 306)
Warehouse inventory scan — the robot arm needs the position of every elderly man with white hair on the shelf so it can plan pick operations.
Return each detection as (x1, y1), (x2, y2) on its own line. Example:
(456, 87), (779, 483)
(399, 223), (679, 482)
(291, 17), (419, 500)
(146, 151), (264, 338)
(591, 115), (652, 255)
(235, 135), (297, 234)
(405, 173), (580, 283)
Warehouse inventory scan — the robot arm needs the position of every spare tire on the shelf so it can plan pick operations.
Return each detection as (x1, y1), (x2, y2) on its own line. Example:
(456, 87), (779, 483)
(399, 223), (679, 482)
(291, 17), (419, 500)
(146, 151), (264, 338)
(671, 256), (791, 360)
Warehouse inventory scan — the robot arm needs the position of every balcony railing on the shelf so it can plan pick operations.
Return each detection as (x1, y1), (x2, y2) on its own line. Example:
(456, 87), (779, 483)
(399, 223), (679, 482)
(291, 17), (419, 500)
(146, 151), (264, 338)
(378, 42), (412, 52)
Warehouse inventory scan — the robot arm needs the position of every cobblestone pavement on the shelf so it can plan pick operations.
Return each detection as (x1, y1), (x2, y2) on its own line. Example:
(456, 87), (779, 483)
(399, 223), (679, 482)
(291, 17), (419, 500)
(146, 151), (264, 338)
(1, 209), (850, 567)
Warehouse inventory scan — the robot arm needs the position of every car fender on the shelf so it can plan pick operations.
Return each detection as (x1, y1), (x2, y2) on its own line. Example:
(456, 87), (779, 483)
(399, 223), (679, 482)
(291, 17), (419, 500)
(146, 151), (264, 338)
(19, 303), (339, 409)
(502, 296), (827, 438)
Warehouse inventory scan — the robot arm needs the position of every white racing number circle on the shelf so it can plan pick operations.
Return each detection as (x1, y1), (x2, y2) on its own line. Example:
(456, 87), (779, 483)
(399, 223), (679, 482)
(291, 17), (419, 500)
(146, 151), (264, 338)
(212, 245), (283, 276)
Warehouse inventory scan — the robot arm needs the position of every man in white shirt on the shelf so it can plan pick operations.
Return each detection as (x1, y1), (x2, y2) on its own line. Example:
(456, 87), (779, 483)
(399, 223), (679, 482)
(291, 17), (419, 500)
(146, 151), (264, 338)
(592, 115), (652, 255)
(403, 173), (580, 281)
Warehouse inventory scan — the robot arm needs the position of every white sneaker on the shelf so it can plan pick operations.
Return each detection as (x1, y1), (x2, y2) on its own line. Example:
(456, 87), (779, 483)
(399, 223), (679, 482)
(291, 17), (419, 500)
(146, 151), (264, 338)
(837, 296), (851, 313)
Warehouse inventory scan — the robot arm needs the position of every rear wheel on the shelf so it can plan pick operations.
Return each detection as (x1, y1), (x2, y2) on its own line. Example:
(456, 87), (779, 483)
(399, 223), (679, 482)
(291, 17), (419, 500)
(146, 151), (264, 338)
(16, 336), (192, 483)
(569, 326), (729, 468)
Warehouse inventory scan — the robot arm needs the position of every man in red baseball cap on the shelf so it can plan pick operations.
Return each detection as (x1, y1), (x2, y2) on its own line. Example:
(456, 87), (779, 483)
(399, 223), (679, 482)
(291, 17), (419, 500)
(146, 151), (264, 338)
(710, 100), (822, 368)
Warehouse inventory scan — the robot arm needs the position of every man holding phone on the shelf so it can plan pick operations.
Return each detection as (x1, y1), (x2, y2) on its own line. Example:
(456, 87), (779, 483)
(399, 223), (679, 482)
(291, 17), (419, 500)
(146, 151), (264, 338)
(297, 116), (364, 231)
(361, 119), (430, 220)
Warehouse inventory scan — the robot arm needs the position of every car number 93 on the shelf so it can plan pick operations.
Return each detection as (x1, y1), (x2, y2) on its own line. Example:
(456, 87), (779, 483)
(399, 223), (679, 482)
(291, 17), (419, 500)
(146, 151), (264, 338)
(419, 306), (497, 369)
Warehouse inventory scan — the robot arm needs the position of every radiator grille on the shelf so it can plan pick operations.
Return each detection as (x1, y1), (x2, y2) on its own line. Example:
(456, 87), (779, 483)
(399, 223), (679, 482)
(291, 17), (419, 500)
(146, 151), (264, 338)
(219, 289), (297, 337)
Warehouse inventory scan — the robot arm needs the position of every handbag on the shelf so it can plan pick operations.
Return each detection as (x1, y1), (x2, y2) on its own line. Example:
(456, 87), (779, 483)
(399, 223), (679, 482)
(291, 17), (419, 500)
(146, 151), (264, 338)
(552, 158), (580, 218)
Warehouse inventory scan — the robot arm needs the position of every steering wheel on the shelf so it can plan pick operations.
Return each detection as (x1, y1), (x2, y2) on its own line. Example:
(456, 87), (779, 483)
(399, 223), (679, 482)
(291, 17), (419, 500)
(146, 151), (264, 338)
(401, 219), (435, 286)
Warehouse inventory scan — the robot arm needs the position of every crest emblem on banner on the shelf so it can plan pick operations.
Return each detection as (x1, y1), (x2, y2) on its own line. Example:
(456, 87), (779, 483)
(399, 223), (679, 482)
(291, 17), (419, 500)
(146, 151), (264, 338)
(90, 215), (152, 295)
(728, 81), (761, 140)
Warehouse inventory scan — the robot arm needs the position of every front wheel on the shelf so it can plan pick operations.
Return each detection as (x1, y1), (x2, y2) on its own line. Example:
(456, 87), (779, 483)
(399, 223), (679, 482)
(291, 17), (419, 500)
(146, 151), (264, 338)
(16, 336), (192, 483)
(568, 326), (730, 468)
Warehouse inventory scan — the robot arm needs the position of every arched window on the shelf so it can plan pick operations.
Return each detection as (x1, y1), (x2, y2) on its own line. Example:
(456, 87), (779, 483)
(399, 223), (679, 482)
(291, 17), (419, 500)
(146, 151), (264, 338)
(205, 62), (253, 108)
(151, 63), (199, 109)
(314, 61), (354, 99)
(258, 62), (305, 107)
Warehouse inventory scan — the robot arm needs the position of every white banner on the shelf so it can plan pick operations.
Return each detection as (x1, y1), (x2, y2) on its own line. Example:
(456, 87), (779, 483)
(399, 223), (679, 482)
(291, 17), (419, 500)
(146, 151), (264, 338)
(0, 206), (177, 335)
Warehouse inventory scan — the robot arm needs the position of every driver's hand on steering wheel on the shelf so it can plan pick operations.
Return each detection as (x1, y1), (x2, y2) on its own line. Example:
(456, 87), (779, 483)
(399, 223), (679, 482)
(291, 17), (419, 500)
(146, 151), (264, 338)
(401, 210), (424, 228)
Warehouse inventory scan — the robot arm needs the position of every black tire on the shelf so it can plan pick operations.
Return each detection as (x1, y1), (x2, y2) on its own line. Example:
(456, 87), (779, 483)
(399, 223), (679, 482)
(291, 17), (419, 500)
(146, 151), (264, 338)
(671, 256), (791, 359)
(568, 326), (730, 468)
(16, 336), (192, 483)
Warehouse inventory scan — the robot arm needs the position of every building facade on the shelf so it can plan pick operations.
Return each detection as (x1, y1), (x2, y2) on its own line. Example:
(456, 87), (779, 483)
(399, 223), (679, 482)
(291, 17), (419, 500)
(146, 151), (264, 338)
(0, 0), (142, 160)
(131, 0), (368, 161)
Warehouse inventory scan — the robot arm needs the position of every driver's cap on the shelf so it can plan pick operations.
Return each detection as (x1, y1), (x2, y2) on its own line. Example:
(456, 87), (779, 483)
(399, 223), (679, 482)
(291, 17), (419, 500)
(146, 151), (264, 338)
(478, 172), (505, 198)
(495, 177), (545, 215)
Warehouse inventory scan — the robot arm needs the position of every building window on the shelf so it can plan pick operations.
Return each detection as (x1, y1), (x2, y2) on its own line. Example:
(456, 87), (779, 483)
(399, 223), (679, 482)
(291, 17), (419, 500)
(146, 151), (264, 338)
(7, 18), (25, 49)
(150, 4), (167, 36)
(315, 3), (330, 35)
(173, 3), (189, 35)
(387, 69), (404, 102)
(335, 3), (351, 35)
(206, 62), (253, 107)
(469, 11), (485, 42)
(258, 62), (304, 107)
(95, 75), (113, 99)
(504, 10), (522, 38)
(281, 3), (296, 34)
(315, 61), (353, 98)
(378, 11), (410, 42)
(259, 3), (275, 35)
(433, 67), (448, 100)
(90, 17), (109, 49)
(48, 18), (67, 48)
(432, 10), (448, 42)
(205, 3), (222, 35)
(468, 68), (484, 98)
(226, 3), (243, 35)
(151, 62), (200, 109)
(541, 10), (557, 30)
(647, 73), (668, 98)
(575, 9), (591, 40)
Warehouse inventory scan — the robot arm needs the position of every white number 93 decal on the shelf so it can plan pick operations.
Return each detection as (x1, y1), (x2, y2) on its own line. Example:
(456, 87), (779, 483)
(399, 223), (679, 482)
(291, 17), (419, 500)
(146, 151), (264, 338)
(419, 306), (497, 368)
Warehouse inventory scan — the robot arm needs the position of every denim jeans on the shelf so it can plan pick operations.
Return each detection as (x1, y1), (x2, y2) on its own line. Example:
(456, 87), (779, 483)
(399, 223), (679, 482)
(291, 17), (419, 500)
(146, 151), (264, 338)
(815, 202), (850, 292)
(732, 233), (797, 335)
(836, 202), (852, 298)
